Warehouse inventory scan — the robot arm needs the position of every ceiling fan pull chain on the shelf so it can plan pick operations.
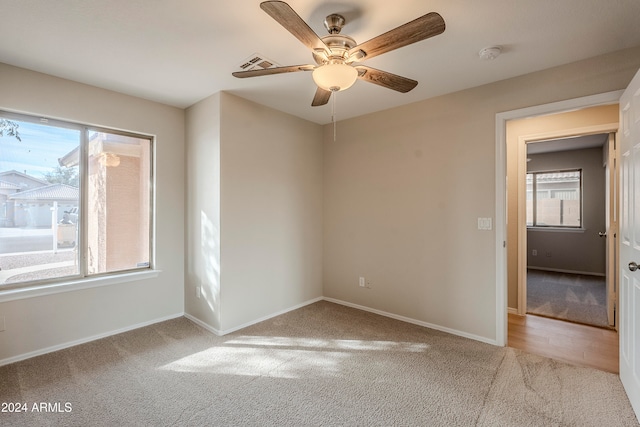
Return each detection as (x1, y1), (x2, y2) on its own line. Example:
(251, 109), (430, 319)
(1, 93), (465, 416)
(332, 89), (337, 141)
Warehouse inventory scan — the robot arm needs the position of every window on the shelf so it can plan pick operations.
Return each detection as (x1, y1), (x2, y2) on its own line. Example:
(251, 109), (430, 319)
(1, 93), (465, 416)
(526, 170), (582, 227)
(0, 111), (153, 289)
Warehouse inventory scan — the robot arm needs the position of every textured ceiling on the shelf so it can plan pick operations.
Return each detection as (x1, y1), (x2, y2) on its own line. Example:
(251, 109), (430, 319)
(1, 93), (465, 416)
(1, 0), (640, 124)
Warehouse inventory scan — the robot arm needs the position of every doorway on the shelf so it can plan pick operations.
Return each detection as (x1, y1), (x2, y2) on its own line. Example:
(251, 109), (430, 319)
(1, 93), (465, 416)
(506, 103), (619, 323)
(523, 133), (614, 328)
(501, 101), (620, 373)
(494, 91), (624, 347)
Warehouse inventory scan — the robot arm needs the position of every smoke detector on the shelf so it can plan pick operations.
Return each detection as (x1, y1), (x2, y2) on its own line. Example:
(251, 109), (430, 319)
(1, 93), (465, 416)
(479, 46), (502, 60)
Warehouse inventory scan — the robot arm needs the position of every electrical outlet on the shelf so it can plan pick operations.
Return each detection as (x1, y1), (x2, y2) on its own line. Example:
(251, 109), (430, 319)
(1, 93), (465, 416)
(196, 286), (201, 299)
(359, 277), (365, 287)
(532, 249), (537, 256)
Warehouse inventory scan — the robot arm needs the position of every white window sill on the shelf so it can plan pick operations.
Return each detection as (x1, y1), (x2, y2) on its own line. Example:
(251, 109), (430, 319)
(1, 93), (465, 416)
(0, 269), (161, 303)
(527, 227), (586, 233)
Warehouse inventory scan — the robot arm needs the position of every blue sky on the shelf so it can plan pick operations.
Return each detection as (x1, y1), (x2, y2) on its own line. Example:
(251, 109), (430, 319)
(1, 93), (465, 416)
(0, 120), (80, 179)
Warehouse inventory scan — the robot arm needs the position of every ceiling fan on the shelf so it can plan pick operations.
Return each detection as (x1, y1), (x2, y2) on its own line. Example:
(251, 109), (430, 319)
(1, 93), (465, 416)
(232, 1), (446, 107)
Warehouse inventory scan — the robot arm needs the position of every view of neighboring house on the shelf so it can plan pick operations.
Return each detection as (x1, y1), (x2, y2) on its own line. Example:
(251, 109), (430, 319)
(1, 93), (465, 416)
(0, 170), (78, 228)
(0, 127), (149, 276)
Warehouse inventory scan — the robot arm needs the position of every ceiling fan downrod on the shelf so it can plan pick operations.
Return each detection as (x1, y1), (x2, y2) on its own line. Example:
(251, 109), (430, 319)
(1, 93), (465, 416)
(324, 14), (345, 34)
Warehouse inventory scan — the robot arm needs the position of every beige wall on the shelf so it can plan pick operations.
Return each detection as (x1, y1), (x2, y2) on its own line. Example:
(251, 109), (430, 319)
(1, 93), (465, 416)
(185, 92), (324, 333)
(219, 93), (324, 331)
(506, 104), (619, 309)
(323, 47), (640, 342)
(0, 63), (185, 362)
(185, 92), (222, 331)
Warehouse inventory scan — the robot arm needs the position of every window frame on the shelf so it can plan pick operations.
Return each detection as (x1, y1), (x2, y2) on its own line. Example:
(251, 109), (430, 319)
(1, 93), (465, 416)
(0, 109), (156, 297)
(526, 168), (583, 229)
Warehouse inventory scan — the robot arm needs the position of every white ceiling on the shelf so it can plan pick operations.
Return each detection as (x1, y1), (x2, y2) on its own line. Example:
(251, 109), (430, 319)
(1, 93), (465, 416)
(1, 1), (640, 125)
(527, 133), (609, 155)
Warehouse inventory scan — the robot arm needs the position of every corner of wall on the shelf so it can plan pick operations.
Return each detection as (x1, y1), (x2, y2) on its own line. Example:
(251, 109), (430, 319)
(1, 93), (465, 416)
(184, 93), (222, 331)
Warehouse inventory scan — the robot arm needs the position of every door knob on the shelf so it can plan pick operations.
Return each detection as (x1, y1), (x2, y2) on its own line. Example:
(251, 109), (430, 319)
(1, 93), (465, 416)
(630, 262), (639, 272)
(599, 231), (607, 237)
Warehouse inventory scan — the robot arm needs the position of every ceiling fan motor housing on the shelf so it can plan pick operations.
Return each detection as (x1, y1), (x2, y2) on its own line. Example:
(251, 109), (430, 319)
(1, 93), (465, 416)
(312, 34), (357, 65)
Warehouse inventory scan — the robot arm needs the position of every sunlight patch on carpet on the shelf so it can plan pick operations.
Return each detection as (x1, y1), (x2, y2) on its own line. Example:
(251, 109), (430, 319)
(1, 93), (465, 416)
(158, 337), (431, 377)
(158, 346), (348, 377)
(224, 336), (431, 352)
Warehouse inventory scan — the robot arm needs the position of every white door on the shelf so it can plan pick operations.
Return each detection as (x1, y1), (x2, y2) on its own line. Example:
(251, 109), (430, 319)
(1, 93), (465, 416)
(619, 68), (640, 418)
(606, 132), (618, 327)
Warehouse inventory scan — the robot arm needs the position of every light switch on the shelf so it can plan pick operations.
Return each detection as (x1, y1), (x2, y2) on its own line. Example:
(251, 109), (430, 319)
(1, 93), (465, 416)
(478, 218), (492, 230)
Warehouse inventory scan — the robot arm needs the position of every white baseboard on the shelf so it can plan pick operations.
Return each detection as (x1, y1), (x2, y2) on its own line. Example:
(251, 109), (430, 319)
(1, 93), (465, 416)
(218, 296), (324, 335)
(183, 313), (222, 336)
(187, 296), (500, 346)
(184, 296), (324, 336)
(0, 312), (184, 367)
(323, 297), (499, 346)
(526, 266), (605, 277)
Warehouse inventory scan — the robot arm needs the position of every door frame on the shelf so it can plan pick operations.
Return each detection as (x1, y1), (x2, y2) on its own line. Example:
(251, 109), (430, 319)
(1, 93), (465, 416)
(495, 90), (623, 346)
(516, 126), (618, 318)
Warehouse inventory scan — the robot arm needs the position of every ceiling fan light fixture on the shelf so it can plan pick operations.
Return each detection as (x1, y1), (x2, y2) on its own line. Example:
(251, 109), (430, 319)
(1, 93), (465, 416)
(312, 62), (358, 92)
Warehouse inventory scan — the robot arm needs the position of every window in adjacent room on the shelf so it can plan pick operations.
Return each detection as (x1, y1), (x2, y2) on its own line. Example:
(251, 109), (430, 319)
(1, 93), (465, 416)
(526, 169), (582, 228)
(0, 111), (153, 289)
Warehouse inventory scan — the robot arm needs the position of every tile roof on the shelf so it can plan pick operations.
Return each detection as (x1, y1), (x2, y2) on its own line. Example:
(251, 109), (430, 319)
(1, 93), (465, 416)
(9, 184), (79, 201)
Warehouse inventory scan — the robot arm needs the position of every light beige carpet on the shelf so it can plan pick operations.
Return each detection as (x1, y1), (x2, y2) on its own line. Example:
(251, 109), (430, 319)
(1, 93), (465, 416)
(527, 269), (608, 327)
(0, 301), (637, 426)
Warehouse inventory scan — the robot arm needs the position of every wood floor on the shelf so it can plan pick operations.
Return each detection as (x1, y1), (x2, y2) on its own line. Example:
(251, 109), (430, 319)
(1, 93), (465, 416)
(508, 313), (619, 373)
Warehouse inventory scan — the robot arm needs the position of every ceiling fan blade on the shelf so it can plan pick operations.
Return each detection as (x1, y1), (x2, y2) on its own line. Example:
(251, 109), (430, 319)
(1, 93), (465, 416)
(311, 87), (332, 106)
(355, 66), (418, 93)
(349, 12), (445, 61)
(232, 64), (314, 78)
(260, 1), (329, 53)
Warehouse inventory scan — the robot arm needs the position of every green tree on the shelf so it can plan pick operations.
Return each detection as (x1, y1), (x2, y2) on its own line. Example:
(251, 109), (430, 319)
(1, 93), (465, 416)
(43, 166), (79, 187)
(0, 118), (21, 141)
